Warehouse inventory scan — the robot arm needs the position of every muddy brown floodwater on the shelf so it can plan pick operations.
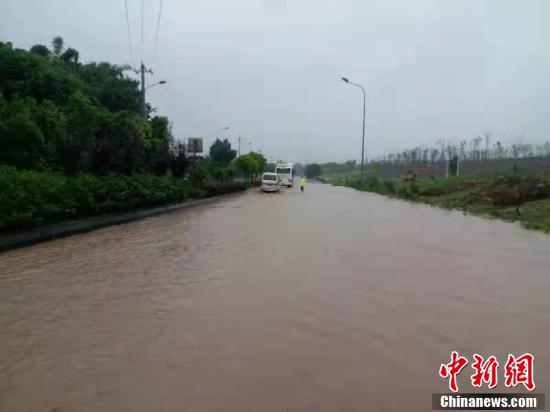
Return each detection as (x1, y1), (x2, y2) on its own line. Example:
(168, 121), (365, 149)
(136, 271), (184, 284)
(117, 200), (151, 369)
(1, 183), (549, 411)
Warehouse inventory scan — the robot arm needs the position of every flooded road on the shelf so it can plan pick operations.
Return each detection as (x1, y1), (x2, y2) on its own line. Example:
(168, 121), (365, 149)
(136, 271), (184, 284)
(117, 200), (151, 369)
(1, 183), (549, 411)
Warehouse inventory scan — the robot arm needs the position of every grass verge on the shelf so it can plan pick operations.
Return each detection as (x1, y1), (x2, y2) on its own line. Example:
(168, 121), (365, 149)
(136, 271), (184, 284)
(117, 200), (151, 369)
(329, 172), (550, 233)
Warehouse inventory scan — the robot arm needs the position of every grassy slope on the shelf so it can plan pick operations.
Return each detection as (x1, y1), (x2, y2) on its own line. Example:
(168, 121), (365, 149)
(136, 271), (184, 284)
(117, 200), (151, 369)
(324, 172), (550, 232)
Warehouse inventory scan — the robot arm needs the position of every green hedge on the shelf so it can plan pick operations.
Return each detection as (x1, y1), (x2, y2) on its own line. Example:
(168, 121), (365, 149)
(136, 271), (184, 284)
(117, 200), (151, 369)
(203, 181), (248, 197)
(0, 166), (204, 228)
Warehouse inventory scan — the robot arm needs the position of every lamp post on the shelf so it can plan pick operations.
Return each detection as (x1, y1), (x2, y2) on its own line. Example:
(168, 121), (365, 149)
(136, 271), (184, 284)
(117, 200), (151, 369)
(140, 72), (166, 118)
(145, 80), (167, 90)
(341, 77), (366, 181)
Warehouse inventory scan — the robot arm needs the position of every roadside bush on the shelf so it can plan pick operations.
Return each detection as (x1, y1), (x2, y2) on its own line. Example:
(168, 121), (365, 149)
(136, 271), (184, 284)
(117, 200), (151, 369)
(381, 179), (396, 195)
(396, 182), (420, 200)
(189, 161), (209, 187)
(305, 163), (322, 178)
(203, 181), (247, 197)
(365, 176), (379, 191)
(0, 166), (199, 228)
(343, 177), (363, 190)
(409, 182), (419, 196)
(342, 176), (400, 197)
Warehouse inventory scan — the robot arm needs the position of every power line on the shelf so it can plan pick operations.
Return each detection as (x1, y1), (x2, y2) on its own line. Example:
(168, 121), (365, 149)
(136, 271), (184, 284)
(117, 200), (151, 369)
(151, 0), (164, 65)
(124, 0), (135, 65)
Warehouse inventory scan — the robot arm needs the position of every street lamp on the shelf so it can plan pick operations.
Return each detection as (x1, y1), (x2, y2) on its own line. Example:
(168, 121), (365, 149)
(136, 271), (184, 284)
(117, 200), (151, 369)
(145, 80), (167, 90)
(341, 77), (366, 181)
(140, 78), (167, 117)
(217, 126), (230, 139)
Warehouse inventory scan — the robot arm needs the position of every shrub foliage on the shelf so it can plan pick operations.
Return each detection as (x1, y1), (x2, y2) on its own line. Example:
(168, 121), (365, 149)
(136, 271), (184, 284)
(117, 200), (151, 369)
(0, 166), (200, 228)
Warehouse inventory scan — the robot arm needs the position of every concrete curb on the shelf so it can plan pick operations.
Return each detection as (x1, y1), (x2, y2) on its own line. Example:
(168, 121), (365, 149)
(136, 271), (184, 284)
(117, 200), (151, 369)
(0, 192), (244, 253)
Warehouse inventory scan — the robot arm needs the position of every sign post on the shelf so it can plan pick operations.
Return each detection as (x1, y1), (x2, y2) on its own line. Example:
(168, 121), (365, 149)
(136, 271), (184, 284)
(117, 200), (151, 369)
(187, 138), (203, 155)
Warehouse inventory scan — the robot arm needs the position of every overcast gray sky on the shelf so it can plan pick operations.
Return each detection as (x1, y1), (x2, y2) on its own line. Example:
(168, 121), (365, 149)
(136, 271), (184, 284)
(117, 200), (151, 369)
(2, 0), (549, 163)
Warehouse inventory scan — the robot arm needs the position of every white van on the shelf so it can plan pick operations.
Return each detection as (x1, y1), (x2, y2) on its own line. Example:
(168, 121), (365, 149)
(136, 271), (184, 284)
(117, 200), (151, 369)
(261, 173), (280, 192)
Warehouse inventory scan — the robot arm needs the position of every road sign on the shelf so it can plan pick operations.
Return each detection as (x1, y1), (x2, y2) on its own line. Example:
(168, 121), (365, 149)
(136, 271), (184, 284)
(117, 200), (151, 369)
(187, 138), (203, 154)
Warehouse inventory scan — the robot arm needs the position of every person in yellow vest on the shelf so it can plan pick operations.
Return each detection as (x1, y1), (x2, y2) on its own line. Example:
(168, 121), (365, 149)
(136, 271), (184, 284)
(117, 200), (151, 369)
(300, 176), (305, 192)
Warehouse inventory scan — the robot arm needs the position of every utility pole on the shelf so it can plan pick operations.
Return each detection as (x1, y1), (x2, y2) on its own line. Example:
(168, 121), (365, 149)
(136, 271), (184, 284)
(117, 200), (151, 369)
(140, 62), (146, 117)
(137, 61), (154, 119)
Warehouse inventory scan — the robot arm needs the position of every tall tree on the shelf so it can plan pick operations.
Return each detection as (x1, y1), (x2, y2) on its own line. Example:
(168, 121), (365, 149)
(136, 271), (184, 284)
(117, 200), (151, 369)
(234, 151), (266, 179)
(0, 97), (45, 169)
(169, 141), (189, 178)
(60, 47), (79, 63)
(305, 163), (322, 178)
(146, 116), (172, 175)
(209, 138), (236, 167)
(51, 36), (64, 57)
(30, 44), (50, 57)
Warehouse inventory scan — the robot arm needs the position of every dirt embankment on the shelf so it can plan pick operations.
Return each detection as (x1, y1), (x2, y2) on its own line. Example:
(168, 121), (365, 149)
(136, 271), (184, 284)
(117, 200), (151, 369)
(416, 174), (550, 231)
(418, 175), (550, 207)
(471, 176), (550, 206)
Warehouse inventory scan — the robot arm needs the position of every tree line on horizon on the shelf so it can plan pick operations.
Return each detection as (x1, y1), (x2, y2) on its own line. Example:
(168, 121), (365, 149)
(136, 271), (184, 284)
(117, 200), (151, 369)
(372, 133), (550, 165)
(314, 134), (550, 175)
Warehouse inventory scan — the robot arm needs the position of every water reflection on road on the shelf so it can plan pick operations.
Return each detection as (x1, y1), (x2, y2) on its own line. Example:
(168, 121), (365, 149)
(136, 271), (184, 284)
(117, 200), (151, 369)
(1, 183), (549, 411)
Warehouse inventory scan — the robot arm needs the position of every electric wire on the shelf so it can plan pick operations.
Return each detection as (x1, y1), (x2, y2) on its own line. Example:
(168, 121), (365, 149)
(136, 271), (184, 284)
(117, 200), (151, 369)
(141, 0), (144, 62)
(151, 0), (164, 65)
(124, 0), (135, 66)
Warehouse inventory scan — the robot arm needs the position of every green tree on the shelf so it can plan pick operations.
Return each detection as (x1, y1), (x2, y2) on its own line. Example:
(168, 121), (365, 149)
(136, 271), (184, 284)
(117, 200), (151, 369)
(234, 155), (255, 179)
(79, 62), (141, 112)
(36, 99), (67, 169)
(0, 38), (174, 176)
(305, 163), (321, 178)
(169, 141), (189, 178)
(209, 138), (236, 167)
(189, 160), (209, 187)
(30, 44), (50, 57)
(51, 36), (64, 57)
(234, 151), (266, 181)
(60, 47), (79, 63)
(92, 111), (144, 174)
(62, 91), (101, 173)
(145, 116), (172, 175)
(248, 151), (266, 172)
(0, 98), (45, 169)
